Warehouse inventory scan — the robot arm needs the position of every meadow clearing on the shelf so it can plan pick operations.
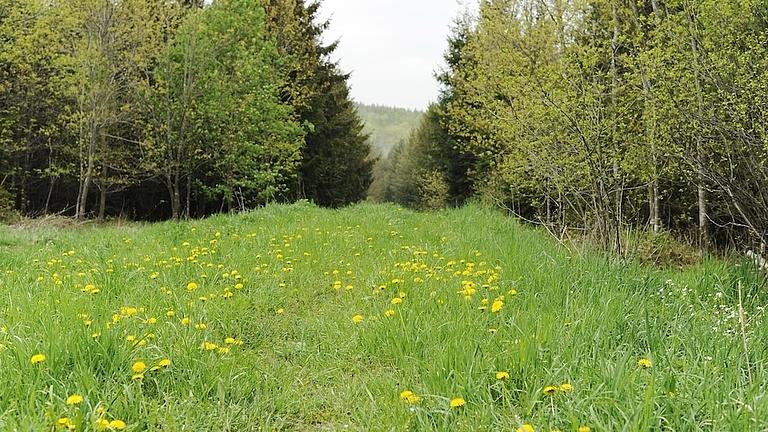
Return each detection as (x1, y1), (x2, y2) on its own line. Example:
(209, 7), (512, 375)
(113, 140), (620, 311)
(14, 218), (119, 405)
(0, 202), (765, 431)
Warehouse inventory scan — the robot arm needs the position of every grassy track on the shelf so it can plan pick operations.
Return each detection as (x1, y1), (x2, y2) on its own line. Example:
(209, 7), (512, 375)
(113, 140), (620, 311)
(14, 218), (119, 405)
(0, 203), (765, 431)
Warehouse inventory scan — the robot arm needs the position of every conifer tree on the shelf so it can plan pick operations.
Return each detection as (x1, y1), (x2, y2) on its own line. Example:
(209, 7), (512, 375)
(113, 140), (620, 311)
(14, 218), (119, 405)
(263, 0), (373, 207)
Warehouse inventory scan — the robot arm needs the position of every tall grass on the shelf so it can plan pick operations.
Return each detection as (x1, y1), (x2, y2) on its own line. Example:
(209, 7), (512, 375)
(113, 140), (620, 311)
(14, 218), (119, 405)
(0, 202), (764, 431)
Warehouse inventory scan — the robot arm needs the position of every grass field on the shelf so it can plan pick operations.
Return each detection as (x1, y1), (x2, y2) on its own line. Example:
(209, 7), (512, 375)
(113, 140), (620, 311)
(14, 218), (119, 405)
(0, 202), (765, 431)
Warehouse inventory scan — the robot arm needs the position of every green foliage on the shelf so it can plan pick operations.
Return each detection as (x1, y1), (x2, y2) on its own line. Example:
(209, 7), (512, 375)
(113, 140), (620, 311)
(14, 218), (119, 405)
(0, 0), (374, 220)
(148, 0), (304, 216)
(386, 0), (768, 255)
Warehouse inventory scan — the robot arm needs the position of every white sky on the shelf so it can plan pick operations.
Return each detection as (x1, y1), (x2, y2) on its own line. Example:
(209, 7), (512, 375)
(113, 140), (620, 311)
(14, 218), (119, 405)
(319, 0), (475, 110)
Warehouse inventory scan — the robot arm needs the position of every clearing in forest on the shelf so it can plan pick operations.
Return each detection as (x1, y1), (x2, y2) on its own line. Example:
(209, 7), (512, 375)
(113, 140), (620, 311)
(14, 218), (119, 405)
(0, 203), (764, 431)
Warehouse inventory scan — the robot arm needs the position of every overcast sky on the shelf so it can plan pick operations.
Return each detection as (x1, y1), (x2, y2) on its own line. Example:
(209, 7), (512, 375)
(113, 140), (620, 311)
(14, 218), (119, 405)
(318, 1), (475, 111)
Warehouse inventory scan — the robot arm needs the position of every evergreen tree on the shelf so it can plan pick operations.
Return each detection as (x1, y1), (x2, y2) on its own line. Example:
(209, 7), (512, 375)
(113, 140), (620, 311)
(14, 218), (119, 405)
(263, 0), (373, 207)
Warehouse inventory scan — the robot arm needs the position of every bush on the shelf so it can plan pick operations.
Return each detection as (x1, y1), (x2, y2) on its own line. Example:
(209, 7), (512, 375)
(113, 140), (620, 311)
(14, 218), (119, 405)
(417, 170), (450, 211)
(624, 229), (701, 268)
(0, 187), (19, 224)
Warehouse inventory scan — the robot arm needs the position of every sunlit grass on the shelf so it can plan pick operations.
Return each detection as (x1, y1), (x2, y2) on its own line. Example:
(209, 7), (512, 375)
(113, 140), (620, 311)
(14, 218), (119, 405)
(0, 202), (765, 431)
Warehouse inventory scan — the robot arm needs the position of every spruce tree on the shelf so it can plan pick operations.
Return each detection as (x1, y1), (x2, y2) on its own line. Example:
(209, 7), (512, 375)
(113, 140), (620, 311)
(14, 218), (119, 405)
(263, 0), (373, 207)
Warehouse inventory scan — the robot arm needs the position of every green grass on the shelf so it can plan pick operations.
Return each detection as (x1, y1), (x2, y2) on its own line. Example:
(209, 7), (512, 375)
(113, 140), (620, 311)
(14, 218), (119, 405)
(0, 202), (765, 431)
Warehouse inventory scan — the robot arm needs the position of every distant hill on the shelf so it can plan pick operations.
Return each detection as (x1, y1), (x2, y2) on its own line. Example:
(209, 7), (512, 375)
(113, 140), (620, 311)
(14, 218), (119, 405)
(356, 103), (424, 158)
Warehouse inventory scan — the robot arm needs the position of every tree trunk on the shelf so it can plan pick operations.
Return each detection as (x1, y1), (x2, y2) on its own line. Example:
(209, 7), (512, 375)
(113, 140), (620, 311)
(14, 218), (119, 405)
(98, 186), (107, 220)
(44, 177), (55, 215)
(172, 170), (181, 220)
(185, 172), (191, 219)
(77, 124), (98, 219)
(610, 2), (622, 254)
(688, 7), (708, 254)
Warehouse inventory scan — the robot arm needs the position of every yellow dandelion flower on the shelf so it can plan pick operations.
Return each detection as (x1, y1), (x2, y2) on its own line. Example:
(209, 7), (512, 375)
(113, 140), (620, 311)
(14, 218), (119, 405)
(384, 309), (396, 317)
(516, 425), (534, 432)
(496, 371), (510, 380)
(186, 282), (198, 291)
(131, 373), (144, 381)
(166, 310), (176, 317)
(224, 337), (236, 345)
(543, 386), (558, 395)
(491, 300), (504, 313)
(202, 341), (218, 351)
(638, 358), (652, 369)
(351, 314), (364, 324)
(449, 397), (465, 408)
(66, 394), (83, 405)
(194, 323), (207, 330)
(31, 353), (46, 364)
(108, 419), (126, 430)
(180, 317), (191, 326)
(390, 297), (403, 305)
(276, 308), (284, 315)
(147, 317), (157, 325)
(55, 417), (75, 430)
(158, 358), (171, 367)
(559, 383), (573, 392)
(95, 418), (110, 430)
(578, 427), (591, 432)
(132, 361), (146, 374)
(405, 393), (421, 404)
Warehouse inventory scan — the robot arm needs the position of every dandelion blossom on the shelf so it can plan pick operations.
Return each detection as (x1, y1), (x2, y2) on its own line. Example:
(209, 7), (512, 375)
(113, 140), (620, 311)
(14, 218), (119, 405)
(384, 309), (396, 318)
(56, 417), (75, 430)
(109, 419), (126, 430)
(30, 353), (46, 364)
(496, 371), (510, 380)
(516, 425), (534, 432)
(65, 394), (83, 405)
(638, 358), (652, 369)
(351, 315), (364, 324)
(398, 390), (421, 404)
(491, 300), (504, 313)
(543, 386), (558, 395)
(202, 342), (219, 351)
(132, 361), (146, 374)
(578, 427), (591, 432)
(559, 383), (573, 392)
(449, 397), (465, 408)
(95, 419), (110, 430)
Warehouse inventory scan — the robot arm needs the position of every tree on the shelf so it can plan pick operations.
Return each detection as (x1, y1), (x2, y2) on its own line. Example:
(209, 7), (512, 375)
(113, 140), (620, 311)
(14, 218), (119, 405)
(263, 0), (373, 207)
(146, 0), (304, 218)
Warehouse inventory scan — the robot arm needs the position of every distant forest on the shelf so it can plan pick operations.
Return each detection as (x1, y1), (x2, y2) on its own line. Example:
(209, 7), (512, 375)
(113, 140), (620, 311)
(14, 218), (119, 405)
(355, 104), (423, 158)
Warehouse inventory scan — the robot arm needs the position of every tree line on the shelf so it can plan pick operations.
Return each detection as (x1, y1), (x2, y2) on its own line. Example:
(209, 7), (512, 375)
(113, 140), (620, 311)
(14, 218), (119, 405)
(379, 0), (768, 255)
(0, 0), (373, 221)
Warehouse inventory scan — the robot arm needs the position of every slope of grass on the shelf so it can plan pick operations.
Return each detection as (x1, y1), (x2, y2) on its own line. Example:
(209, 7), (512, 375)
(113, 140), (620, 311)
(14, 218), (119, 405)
(0, 203), (765, 431)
